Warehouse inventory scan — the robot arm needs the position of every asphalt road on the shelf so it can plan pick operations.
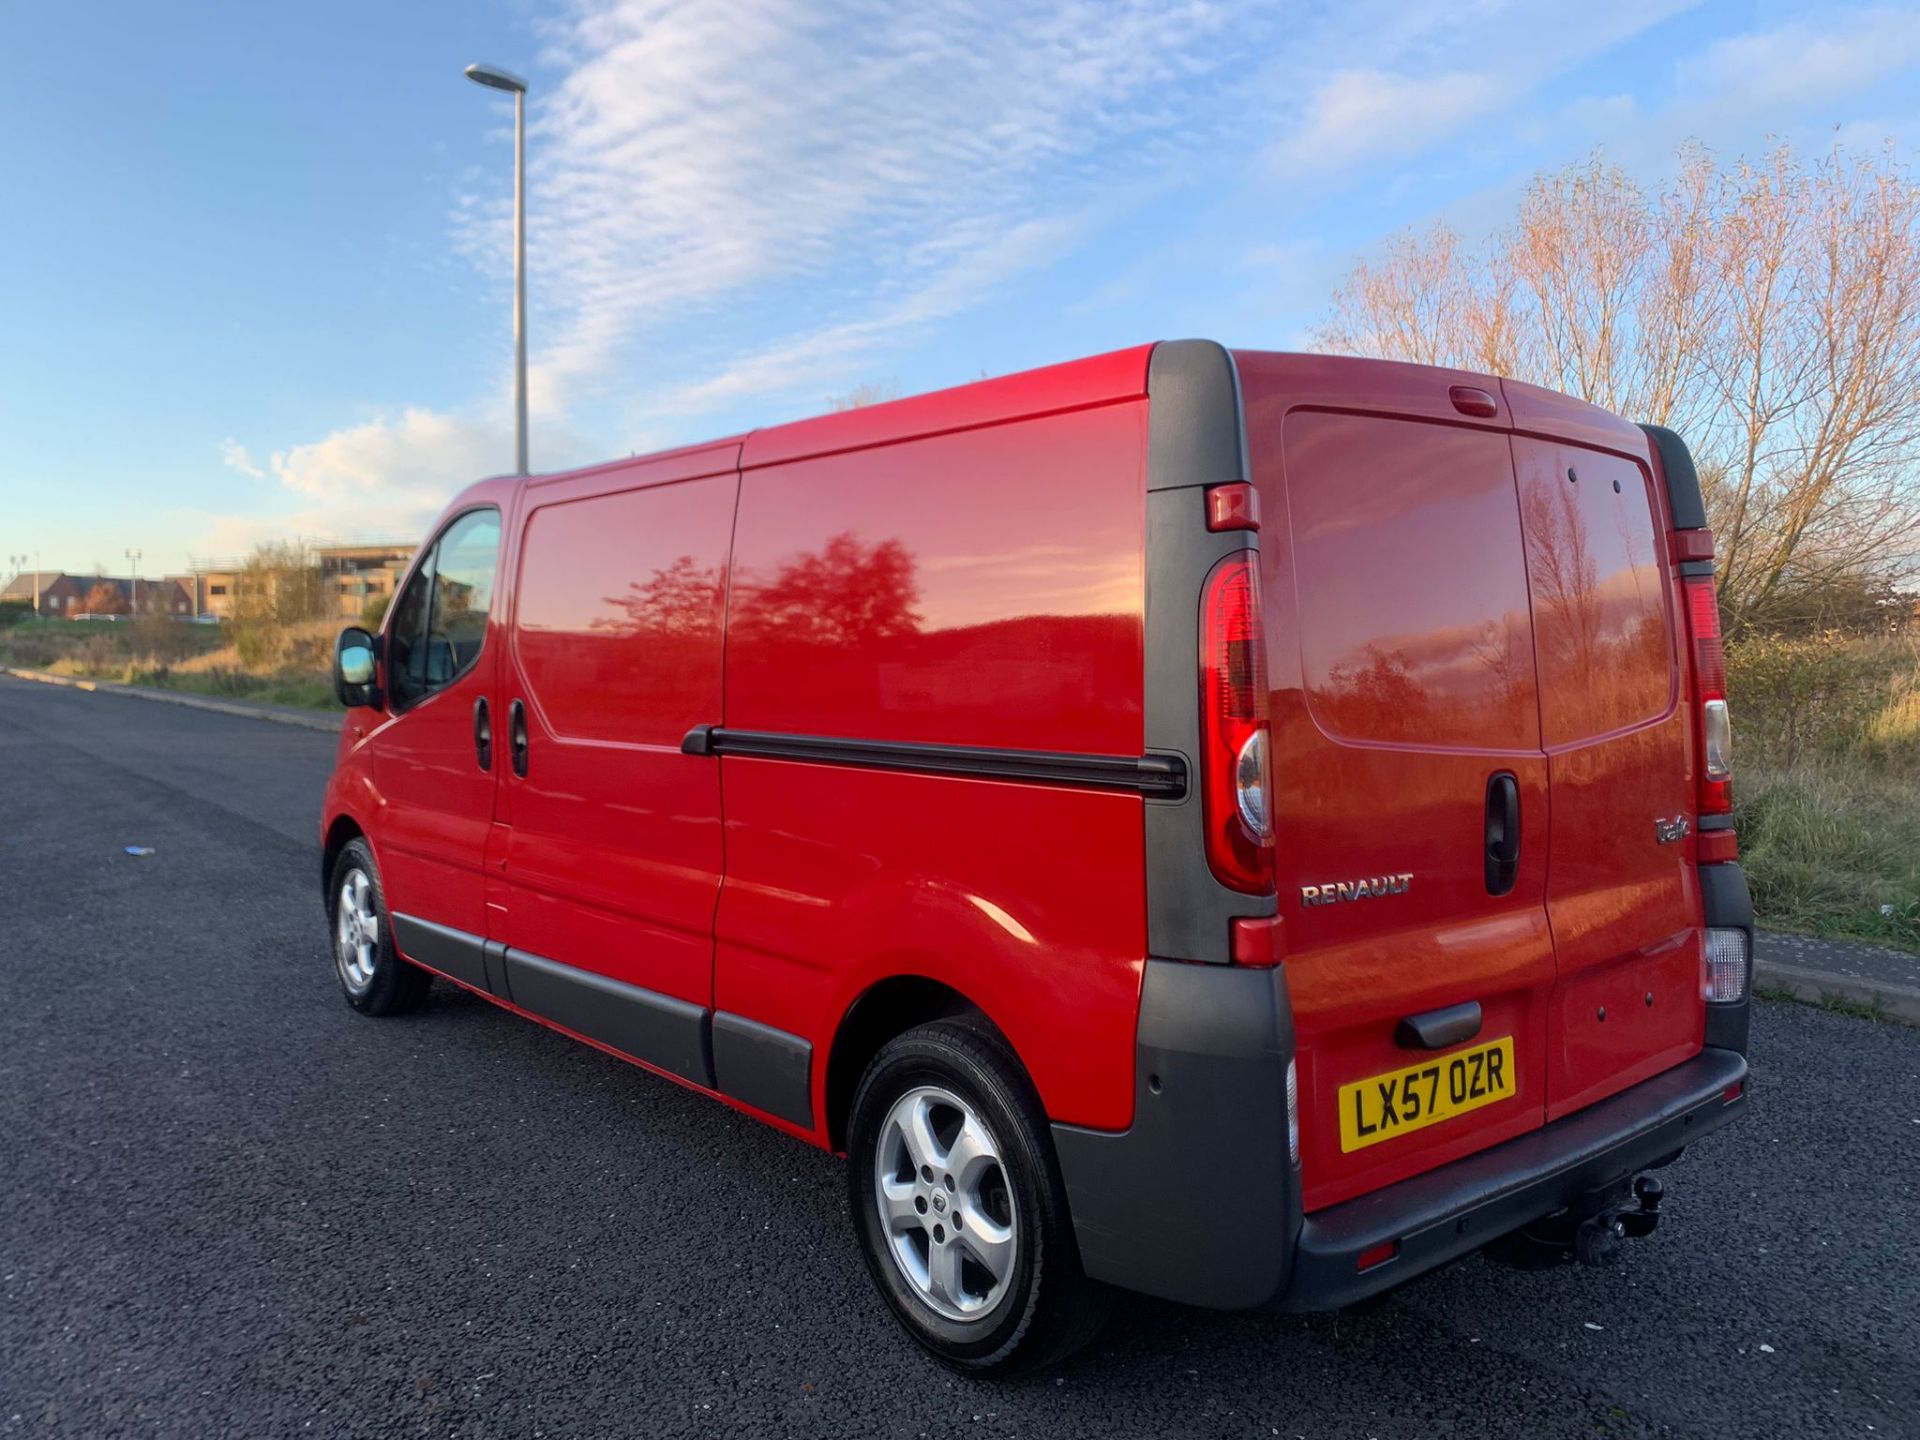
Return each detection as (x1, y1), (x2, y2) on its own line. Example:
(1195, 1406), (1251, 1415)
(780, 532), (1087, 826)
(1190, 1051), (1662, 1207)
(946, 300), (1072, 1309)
(2, 675), (1916, 1440)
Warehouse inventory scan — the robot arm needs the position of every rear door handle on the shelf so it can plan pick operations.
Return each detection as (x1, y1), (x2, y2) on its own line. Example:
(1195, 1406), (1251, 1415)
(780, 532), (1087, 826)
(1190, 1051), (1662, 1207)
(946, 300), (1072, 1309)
(508, 699), (529, 778)
(473, 696), (492, 772)
(1484, 771), (1519, 896)
(1397, 1000), (1483, 1051)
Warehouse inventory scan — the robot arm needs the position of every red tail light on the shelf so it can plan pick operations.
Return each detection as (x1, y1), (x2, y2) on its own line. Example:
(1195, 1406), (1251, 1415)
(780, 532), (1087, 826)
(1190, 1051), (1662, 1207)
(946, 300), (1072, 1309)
(1682, 570), (1733, 815)
(1200, 551), (1275, 896)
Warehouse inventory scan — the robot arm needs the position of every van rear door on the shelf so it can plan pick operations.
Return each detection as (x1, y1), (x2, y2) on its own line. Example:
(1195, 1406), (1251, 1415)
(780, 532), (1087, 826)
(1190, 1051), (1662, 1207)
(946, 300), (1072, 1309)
(1504, 382), (1704, 1119)
(1235, 352), (1556, 1212)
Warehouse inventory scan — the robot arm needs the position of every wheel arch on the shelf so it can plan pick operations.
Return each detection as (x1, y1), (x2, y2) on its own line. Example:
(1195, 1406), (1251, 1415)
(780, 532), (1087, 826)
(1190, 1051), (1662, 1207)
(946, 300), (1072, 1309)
(321, 814), (367, 898)
(825, 974), (1015, 1152)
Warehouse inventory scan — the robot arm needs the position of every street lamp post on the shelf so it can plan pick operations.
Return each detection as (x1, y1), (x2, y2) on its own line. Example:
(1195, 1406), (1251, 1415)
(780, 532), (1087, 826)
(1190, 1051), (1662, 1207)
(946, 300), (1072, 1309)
(464, 62), (530, 476)
(125, 549), (142, 614)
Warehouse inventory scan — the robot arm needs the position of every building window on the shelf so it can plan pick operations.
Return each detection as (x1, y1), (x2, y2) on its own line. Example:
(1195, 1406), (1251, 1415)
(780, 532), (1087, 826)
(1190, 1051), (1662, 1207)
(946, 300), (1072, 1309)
(210, 585), (227, 596)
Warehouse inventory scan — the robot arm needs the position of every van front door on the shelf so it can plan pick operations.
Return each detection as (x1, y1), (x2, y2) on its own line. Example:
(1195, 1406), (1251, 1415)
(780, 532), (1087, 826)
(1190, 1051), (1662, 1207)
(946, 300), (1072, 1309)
(372, 500), (507, 989)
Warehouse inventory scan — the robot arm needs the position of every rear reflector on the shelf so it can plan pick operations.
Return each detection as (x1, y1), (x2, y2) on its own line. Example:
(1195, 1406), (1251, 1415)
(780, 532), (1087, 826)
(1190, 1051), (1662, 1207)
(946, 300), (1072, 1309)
(1698, 828), (1739, 864)
(1231, 914), (1284, 967)
(1704, 927), (1749, 1003)
(1669, 528), (1717, 563)
(1206, 482), (1261, 532)
(1723, 1082), (1745, 1103)
(1356, 1240), (1398, 1272)
(1285, 1058), (1300, 1166)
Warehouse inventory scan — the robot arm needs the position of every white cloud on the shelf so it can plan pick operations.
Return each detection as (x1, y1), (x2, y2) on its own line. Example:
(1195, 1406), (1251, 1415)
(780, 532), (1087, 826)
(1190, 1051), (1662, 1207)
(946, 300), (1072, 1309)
(1257, 0), (1695, 182)
(1509, 6), (1920, 180)
(217, 437), (264, 479)
(202, 407), (582, 553)
(454, 0), (1260, 417)
(209, 0), (1727, 554)
(1270, 69), (1504, 176)
(650, 215), (1084, 416)
(1675, 8), (1920, 111)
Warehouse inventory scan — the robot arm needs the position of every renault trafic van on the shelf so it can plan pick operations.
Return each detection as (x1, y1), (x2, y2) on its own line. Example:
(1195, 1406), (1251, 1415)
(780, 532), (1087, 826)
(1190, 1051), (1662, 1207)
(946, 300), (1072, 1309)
(321, 341), (1751, 1373)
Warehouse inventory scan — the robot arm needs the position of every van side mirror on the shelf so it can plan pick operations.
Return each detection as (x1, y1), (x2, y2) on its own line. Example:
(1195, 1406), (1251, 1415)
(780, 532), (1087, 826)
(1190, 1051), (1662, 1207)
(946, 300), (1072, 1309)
(334, 627), (382, 709)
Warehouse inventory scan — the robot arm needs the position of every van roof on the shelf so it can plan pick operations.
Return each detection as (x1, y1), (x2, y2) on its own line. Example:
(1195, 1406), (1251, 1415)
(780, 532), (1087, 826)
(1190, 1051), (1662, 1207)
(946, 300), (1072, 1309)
(450, 341), (1649, 507)
(451, 344), (1155, 508)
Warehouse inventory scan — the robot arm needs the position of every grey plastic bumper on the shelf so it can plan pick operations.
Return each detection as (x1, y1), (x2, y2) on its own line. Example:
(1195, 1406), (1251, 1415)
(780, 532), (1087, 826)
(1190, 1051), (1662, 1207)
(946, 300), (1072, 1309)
(1051, 960), (1302, 1309)
(1277, 1045), (1748, 1311)
(1052, 955), (1750, 1312)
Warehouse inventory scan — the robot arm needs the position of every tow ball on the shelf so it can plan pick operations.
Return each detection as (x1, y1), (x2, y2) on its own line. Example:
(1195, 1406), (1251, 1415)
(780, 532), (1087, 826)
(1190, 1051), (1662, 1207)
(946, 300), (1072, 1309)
(1485, 1175), (1665, 1270)
(1574, 1176), (1663, 1266)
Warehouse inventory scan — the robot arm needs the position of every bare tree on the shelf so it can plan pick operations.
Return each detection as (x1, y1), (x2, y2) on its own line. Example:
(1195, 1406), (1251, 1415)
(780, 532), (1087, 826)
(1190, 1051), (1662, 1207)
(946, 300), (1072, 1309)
(1320, 144), (1920, 635)
(826, 381), (900, 412)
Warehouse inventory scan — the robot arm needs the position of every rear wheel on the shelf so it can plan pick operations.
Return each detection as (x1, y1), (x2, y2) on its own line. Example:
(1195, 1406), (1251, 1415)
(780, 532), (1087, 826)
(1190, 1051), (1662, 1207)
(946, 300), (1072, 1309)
(846, 1021), (1109, 1374)
(328, 839), (431, 1016)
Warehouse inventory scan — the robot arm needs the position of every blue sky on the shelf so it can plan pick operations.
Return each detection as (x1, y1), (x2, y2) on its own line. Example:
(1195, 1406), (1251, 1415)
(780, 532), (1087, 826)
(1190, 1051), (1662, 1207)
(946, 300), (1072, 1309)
(3, 0), (1918, 576)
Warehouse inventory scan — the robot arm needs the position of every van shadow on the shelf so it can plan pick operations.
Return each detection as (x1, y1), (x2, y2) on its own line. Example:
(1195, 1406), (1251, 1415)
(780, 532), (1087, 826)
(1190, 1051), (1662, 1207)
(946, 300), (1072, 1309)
(408, 978), (1549, 1416)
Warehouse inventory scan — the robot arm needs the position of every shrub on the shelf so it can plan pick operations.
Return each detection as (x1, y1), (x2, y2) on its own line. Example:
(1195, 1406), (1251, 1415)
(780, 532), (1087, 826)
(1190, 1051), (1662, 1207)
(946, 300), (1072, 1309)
(1727, 633), (1913, 767)
(361, 593), (391, 630)
(1738, 758), (1920, 948)
(129, 610), (199, 664)
(0, 600), (31, 627)
(1860, 676), (1920, 768)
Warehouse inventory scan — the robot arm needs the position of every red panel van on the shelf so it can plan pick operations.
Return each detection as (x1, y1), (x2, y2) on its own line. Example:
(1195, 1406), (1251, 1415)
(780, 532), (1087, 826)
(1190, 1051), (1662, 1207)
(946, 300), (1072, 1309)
(321, 342), (1751, 1373)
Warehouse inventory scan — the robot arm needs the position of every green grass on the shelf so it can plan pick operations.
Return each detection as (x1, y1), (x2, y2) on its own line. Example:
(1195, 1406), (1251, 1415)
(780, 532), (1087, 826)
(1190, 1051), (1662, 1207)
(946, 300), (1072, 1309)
(0, 615), (339, 712)
(126, 668), (342, 712)
(1752, 980), (1895, 1023)
(1736, 758), (1920, 953)
(1815, 990), (1892, 1022)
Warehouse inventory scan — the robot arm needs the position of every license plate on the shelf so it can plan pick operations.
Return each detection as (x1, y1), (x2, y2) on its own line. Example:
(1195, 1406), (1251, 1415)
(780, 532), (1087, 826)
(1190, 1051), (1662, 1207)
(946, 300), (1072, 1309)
(1338, 1036), (1516, 1153)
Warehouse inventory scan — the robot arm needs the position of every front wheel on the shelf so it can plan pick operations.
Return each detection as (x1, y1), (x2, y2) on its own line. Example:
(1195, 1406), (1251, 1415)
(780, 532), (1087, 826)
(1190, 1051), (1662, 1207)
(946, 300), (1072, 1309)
(328, 838), (431, 1016)
(846, 1021), (1109, 1374)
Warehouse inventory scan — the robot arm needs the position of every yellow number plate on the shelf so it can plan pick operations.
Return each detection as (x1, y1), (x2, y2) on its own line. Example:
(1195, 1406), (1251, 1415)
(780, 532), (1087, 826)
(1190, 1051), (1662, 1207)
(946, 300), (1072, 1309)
(1338, 1036), (1516, 1153)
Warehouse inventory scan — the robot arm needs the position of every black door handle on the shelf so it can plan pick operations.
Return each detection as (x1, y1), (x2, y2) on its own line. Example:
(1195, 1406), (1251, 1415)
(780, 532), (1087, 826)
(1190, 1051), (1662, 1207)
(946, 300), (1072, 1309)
(1397, 1000), (1483, 1051)
(508, 699), (529, 778)
(473, 696), (492, 772)
(1484, 771), (1520, 896)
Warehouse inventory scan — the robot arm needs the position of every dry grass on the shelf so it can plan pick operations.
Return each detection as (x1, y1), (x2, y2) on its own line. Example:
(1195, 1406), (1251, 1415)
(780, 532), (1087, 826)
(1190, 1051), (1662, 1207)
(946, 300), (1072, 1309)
(1730, 632), (1920, 950)
(0, 616), (340, 711)
(1737, 758), (1920, 947)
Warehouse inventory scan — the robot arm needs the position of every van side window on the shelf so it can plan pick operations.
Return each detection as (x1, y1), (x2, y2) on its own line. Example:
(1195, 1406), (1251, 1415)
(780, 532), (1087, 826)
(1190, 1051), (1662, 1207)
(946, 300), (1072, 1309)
(387, 509), (500, 710)
(427, 511), (501, 684)
(513, 480), (733, 744)
(386, 551), (438, 710)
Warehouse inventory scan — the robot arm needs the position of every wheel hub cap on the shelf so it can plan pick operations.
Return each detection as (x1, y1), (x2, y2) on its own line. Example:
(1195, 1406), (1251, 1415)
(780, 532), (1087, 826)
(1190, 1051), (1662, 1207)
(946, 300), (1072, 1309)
(334, 869), (380, 995)
(873, 1084), (1018, 1323)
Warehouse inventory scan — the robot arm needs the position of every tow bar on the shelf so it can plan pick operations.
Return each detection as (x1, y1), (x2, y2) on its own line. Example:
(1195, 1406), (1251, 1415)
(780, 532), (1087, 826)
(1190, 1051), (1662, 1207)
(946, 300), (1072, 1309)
(1485, 1174), (1665, 1270)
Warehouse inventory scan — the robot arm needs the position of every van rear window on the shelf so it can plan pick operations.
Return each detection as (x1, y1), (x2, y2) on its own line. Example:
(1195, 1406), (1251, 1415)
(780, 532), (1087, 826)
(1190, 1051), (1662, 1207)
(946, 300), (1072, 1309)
(1512, 439), (1674, 746)
(1283, 412), (1538, 751)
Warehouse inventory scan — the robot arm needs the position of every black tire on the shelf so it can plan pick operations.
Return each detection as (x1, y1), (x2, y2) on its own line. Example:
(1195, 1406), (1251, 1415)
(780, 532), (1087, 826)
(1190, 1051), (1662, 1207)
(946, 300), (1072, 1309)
(846, 1020), (1110, 1374)
(326, 838), (431, 1016)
